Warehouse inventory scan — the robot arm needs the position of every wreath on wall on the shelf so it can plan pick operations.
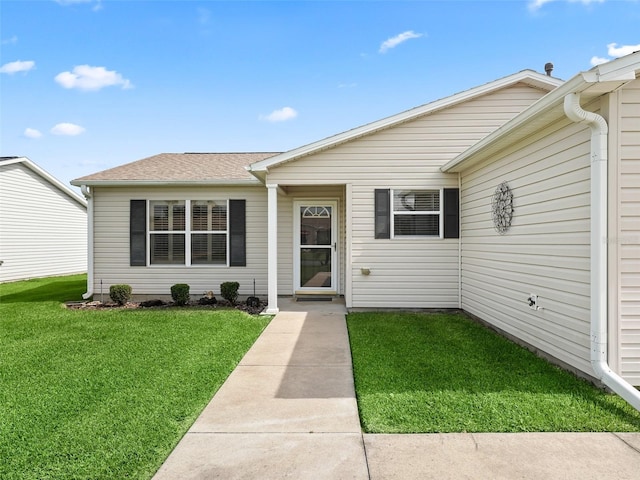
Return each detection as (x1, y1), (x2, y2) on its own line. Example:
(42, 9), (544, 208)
(491, 181), (514, 234)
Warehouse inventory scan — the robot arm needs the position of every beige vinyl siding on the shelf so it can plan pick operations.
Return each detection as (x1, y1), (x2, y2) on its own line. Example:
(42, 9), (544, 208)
(268, 85), (548, 185)
(459, 112), (594, 377)
(267, 84), (549, 308)
(0, 162), (87, 282)
(91, 186), (268, 298)
(350, 184), (460, 308)
(617, 79), (640, 384)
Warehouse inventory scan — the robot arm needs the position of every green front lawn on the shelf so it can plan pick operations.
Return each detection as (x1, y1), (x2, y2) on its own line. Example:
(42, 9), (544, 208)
(347, 311), (640, 433)
(0, 275), (270, 480)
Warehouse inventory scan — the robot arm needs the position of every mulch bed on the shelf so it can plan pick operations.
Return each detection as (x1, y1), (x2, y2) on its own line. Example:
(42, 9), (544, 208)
(66, 298), (267, 315)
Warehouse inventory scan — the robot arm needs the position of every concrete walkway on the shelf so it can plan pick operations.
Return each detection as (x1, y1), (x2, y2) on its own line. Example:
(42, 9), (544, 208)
(154, 299), (640, 479)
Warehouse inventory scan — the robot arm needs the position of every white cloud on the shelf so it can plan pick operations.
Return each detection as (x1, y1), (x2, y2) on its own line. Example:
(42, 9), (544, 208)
(2, 35), (18, 45)
(590, 42), (640, 66)
(261, 107), (298, 123)
(379, 30), (423, 54)
(590, 56), (610, 66)
(55, 65), (133, 91)
(607, 42), (640, 58)
(51, 123), (86, 136)
(24, 128), (42, 139)
(529, 0), (605, 11)
(0, 60), (35, 74)
(55, 0), (95, 5)
(528, 0), (554, 10)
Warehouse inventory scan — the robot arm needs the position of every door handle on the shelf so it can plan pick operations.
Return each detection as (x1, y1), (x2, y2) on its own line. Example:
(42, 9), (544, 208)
(333, 242), (337, 251)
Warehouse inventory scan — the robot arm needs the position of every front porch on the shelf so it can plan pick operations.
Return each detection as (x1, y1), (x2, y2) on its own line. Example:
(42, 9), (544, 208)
(264, 183), (349, 314)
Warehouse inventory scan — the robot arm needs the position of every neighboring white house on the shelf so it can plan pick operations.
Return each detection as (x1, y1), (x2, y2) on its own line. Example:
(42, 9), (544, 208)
(72, 53), (640, 404)
(0, 156), (87, 282)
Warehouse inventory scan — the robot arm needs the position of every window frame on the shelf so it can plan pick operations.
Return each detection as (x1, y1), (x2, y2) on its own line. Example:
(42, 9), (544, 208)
(190, 200), (229, 266)
(390, 188), (443, 239)
(147, 199), (230, 267)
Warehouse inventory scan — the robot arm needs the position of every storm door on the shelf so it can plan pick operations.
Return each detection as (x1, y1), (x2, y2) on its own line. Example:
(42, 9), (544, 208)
(294, 201), (337, 292)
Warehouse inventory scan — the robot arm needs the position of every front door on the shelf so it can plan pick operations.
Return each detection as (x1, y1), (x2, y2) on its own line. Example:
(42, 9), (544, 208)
(294, 201), (337, 293)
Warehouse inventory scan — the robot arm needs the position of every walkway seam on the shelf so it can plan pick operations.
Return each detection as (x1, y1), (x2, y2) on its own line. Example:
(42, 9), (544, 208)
(361, 432), (373, 480)
(613, 433), (640, 455)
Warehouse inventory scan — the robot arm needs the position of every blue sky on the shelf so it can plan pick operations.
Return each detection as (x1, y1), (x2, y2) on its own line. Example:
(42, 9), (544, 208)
(1, 0), (639, 191)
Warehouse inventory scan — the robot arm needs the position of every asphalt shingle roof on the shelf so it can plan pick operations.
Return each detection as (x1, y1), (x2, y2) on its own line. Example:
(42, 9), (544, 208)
(72, 152), (281, 183)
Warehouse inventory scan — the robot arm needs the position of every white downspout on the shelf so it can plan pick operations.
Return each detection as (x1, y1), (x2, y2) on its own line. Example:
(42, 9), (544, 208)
(80, 185), (94, 300)
(458, 172), (462, 310)
(564, 92), (640, 411)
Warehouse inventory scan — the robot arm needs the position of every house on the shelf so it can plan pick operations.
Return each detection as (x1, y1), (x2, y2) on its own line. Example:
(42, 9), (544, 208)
(72, 52), (640, 407)
(0, 156), (87, 282)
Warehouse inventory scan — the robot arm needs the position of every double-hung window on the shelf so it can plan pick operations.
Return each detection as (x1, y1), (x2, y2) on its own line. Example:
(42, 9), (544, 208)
(392, 189), (442, 237)
(191, 201), (227, 265)
(130, 199), (245, 267)
(374, 188), (459, 239)
(150, 201), (186, 264)
(148, 200), (228, 265)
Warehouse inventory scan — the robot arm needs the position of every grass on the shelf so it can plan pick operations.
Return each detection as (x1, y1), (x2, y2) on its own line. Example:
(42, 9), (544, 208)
(347, 311), (640, 433)
(0, 275), (270, 480)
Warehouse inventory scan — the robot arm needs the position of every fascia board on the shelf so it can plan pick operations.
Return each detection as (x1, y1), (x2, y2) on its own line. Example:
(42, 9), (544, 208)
(0, 156), (27, 167)
(70, 179), (263, 187)
(584, 50), (640, 82)
(249, 71), (563, 173)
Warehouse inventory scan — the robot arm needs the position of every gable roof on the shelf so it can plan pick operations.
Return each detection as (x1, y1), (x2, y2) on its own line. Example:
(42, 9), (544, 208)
(72, 152), (280, 186)
(442, 51), (640, 173)
(1, 156), (87, 208)
(247, 70), (563, 179)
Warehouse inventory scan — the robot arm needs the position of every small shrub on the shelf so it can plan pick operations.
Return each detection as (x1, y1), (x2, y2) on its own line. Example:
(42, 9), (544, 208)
(246, 296), (260, 308)
(171, 283), (190, 306)
(109, 284), (132, 306)
(220, 281), (240, 305)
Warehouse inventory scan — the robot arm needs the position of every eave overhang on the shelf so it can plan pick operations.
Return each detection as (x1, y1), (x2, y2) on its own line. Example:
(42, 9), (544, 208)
(70, 178), (263, 188)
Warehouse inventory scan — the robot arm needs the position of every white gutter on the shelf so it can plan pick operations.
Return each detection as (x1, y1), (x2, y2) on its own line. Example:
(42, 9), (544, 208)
(564, 92), (640, 410)
(80, 185), (94, 300)
(457, 172), (462, 310)
(70, 179), (262, 187)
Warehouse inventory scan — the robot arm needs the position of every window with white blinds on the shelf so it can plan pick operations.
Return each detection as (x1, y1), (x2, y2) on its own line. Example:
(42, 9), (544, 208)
(191, 201), (227, 265)
(149, 201), (186, 264)
(392, 190), (441, 237)
(148, 200), (227, 265)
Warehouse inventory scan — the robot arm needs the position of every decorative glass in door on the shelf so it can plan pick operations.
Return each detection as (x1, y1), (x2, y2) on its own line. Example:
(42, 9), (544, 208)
(299, 205), (333, 288)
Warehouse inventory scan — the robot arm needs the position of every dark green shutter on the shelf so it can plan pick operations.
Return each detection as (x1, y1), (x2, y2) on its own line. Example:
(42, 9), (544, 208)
(443, 188), (460, 239)
(229, 199), (246, 266)
(130, 200), (147, 266)
(374, 189), (391, 239)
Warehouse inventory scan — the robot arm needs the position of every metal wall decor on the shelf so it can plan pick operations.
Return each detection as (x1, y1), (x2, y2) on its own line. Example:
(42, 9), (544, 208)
(491, 181), (514, 234)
